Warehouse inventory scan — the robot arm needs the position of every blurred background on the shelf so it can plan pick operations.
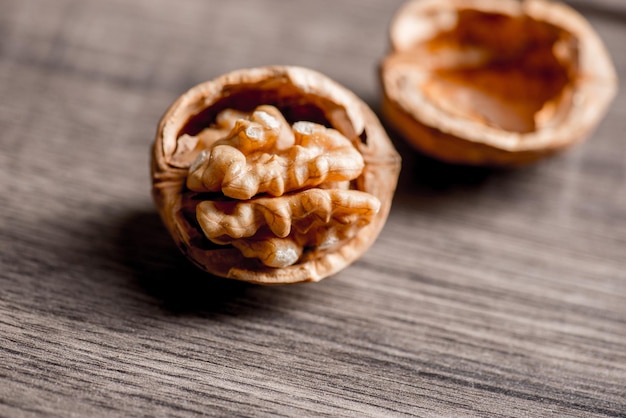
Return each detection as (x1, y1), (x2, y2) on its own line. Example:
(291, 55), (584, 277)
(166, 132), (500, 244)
(1, 0), (625, 416)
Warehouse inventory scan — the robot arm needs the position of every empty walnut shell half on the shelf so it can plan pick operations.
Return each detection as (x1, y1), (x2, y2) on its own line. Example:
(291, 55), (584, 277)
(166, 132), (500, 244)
(381, 0), (617, 165)
(152, 66), (401, 284)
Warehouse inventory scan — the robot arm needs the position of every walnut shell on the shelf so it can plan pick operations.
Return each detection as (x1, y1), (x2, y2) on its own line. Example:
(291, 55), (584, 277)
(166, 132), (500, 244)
(152, 66), (401, 284)
(381, 0), (618, 166)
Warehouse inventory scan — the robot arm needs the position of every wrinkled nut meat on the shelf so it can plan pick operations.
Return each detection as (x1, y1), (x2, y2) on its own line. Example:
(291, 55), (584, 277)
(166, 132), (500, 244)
(152, 66), (401, 284)
(381, 0), (617, 165)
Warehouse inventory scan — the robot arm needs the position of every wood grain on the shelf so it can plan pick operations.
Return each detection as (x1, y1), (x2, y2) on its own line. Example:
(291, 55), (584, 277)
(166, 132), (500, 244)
(1, 0), (625, 416)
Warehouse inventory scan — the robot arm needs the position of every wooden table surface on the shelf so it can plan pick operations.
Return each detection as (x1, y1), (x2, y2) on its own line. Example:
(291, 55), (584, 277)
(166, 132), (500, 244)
(1, 0), (625, 416)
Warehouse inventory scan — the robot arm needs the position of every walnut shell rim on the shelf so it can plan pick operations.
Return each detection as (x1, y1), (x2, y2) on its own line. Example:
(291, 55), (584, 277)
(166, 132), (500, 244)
(381, 0), (618, 166)
(152, 66), (401, 284)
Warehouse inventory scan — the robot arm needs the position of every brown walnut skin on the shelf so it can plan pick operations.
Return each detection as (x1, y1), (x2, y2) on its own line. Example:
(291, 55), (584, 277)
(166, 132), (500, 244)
(152, 66), (401, 284)
(381, 0), (618, 166)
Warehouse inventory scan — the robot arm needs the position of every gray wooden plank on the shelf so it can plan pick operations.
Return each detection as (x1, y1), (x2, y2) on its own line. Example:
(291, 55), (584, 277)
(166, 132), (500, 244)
(1, 0), (625, 416)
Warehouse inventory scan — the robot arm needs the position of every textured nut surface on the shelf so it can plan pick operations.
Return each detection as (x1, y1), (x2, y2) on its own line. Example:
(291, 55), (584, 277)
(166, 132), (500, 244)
(197, 188), (380, 268)
(381, 0), (617, 166)
(152, 66), (401, 284)
(186, 105), (365, 200)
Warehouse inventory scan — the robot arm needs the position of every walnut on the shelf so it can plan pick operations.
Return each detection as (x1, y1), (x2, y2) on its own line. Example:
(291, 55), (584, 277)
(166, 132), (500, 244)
(152, 66), (401, 284)
(186, 105), (365, 200)
(196, 188), (380, 268)
(380, 0), (618, 166)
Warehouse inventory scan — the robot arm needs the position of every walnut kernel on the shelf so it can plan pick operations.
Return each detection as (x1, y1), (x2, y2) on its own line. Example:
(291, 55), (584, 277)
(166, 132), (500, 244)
(152, 66), (401, 284)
